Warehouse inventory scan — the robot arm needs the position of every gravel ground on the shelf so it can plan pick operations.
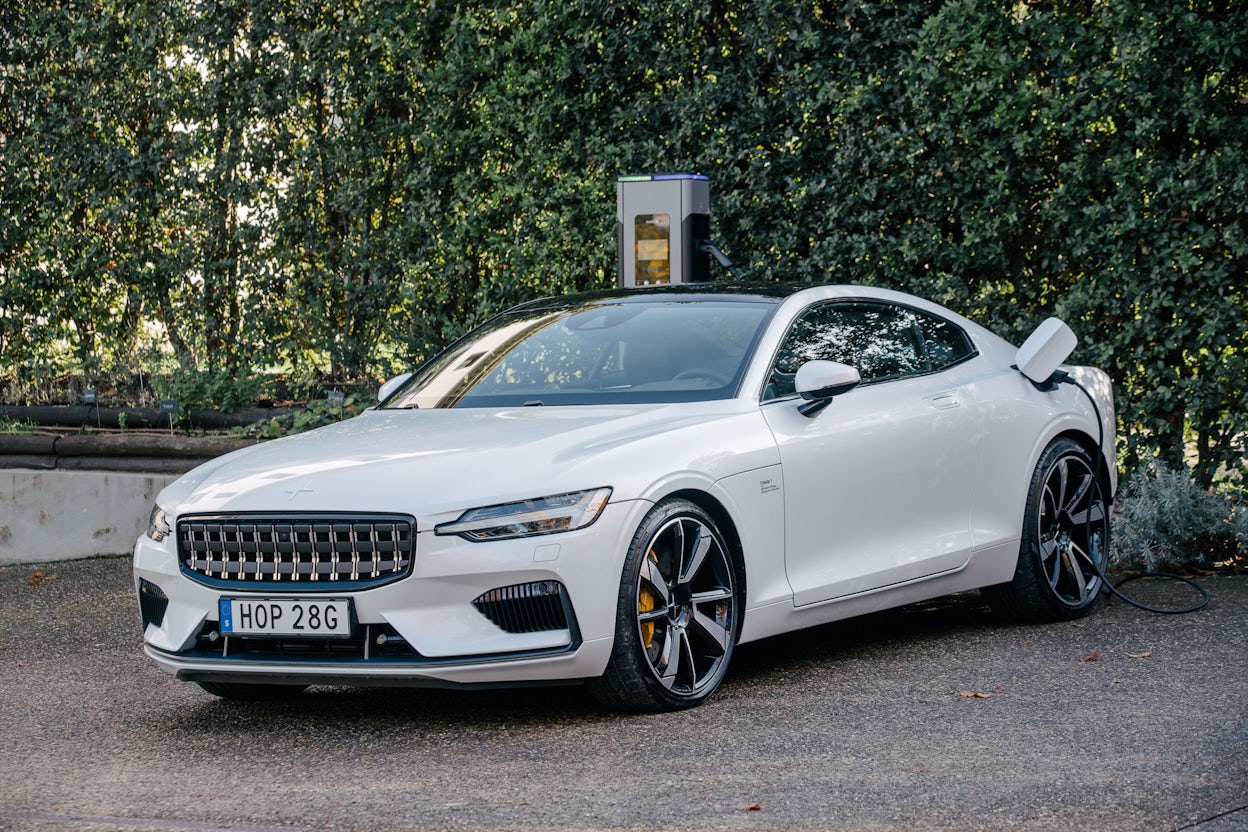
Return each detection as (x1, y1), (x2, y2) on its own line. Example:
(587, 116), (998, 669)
(0, 555), (1244, 832)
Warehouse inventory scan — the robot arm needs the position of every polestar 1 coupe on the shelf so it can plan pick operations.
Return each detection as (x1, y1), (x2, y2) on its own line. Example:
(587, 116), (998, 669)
(134, 283), (1116, 710)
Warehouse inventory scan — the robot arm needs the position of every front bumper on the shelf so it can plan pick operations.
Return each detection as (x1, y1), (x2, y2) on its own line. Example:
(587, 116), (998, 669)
(142, 639), (617, 689)
(134, 500), (648, 687)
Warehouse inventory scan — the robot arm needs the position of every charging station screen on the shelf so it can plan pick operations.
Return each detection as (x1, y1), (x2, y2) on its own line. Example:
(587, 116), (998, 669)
(635, 214), (670, 285)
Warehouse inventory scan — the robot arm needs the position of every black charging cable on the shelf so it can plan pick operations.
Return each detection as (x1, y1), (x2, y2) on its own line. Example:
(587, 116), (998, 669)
(697, 239), (741, 280)
(1050, 370), (1209, 615)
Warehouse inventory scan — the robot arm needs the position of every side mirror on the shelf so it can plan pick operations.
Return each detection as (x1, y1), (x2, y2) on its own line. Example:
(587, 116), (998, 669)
(377, 372), (413, 403)
(795, 361), (861, 416)
(1016, 318), (1077, 388)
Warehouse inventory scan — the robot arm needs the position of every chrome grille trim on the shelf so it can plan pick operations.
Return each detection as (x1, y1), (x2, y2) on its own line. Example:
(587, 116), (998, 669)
(178, 514), (414, 589)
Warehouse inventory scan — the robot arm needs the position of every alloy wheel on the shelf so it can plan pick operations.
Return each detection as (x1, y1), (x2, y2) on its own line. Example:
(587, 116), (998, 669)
(1037, 452), (1108, 607)
(634, 515), (736, 697)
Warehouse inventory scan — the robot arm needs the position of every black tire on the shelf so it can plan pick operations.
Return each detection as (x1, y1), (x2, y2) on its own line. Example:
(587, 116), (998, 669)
(195, 681), (309, 700)
(985, 438), (1111, 621)
(588, 498), (740, 712)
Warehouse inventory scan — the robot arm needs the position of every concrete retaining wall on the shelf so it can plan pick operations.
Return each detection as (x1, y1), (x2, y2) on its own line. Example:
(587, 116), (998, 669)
(0, 469), (179, 564)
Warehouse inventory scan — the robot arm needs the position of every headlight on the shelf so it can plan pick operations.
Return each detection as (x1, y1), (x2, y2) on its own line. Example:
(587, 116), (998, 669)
(147, 504), (172, 542)
(434, 487), (612, 541)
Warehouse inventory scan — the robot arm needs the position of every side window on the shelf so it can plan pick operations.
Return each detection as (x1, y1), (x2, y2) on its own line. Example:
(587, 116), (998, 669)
(920, 314), (975, 371)
(765, 301), (974, 400)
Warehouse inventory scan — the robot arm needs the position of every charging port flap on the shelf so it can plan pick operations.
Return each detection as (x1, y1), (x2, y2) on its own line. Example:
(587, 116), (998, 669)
(1015, 318), (1077, 385)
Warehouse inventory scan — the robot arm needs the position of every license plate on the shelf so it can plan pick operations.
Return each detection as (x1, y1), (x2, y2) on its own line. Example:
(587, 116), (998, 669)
(219, 598), (353, 637)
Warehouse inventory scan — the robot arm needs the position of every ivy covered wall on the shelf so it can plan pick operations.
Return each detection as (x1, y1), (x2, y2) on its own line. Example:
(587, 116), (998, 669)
(2, 0), (1246, 481)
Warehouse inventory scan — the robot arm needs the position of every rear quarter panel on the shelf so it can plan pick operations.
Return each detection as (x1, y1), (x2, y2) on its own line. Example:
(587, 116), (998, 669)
(968, 364), (1115, 554)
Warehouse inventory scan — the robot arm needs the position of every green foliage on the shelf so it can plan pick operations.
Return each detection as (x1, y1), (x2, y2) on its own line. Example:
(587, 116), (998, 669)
(0, 416), (38, 434)
(1113, 460), (1247, 573)
(238, 393), (365, 438)
(152, 369), (266, 413)
(1, 0), (1245, 481)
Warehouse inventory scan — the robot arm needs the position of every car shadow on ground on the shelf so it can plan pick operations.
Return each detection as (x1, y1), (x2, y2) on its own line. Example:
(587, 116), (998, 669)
(729, 589), (999, 684)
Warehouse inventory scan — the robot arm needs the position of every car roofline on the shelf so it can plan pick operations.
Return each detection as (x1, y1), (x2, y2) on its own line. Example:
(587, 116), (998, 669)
(509, 282), (803, 312)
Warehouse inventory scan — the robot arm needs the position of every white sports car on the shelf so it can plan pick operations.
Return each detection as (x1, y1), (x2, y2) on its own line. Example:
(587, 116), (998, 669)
(134, 284), (1116, 711)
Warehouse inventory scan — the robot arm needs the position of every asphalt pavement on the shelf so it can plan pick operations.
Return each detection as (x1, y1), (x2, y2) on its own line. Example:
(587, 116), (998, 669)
(0, 555), (1245, 832)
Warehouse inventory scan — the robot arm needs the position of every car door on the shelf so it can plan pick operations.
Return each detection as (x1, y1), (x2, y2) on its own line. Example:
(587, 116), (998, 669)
(760, 300), (985, 606)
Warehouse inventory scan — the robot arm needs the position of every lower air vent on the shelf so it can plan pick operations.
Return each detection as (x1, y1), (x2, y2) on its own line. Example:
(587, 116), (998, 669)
(473, 581), (570, 634)
(138, 579), (169, 629)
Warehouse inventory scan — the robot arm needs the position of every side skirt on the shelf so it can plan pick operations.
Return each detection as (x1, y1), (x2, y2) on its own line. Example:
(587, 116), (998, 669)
(738, 539), (1019, 645)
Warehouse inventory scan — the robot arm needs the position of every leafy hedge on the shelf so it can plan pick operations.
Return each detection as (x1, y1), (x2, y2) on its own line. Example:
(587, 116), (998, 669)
(2, 0), (1246, 482)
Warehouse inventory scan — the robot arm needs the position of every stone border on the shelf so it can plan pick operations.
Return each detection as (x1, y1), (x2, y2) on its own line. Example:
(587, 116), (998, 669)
(1, 432), (265, 562)
(0, 433), (261, 475)
(1, 403), (288, 430)
(0, 468), (181, 563)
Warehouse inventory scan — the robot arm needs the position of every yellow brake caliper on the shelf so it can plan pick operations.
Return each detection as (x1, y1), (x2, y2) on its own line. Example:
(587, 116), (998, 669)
(639, 549), (659, 648)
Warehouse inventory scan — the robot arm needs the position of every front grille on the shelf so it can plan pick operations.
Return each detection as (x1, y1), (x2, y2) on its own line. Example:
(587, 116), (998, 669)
(178, 514), (414, 589)
(473, 581), (570, 633)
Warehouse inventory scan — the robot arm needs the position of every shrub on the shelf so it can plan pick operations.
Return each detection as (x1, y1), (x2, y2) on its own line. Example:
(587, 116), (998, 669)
(151, 369), (267, 414)
(236, 394), (366, 439)
(1112, 460), (1246, 573)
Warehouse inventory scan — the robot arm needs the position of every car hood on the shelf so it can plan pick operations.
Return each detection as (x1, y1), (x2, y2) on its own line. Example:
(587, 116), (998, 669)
(158, 402), (769, 519)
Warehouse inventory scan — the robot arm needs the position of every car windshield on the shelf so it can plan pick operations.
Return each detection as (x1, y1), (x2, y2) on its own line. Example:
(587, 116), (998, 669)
(382, 297), (776, 409)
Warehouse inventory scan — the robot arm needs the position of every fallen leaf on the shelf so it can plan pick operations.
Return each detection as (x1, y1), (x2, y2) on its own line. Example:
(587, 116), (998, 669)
(742, 804), (763, 812)
(1126, 651), (1152, 659)
(959, 691), (993, 699)
(1078, 653), (1101, 663)
(1069, 620), (1087, 629)
(26, 571), (59, 586)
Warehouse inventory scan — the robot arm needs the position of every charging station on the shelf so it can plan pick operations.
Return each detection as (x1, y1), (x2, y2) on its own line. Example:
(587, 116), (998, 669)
(617, 173), (711, 287)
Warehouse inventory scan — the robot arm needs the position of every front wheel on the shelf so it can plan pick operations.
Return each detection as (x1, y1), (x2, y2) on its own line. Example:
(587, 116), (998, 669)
(985, 438), (1111, 621)
(588, 498), (740, 711)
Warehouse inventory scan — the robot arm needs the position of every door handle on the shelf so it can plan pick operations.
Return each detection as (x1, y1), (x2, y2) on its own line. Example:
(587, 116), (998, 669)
(930, 392), (960, 410)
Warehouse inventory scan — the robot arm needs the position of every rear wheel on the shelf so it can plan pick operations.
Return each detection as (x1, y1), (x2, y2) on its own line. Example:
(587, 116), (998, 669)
(195, 681), (309, 700)
(588, 498), (740, 711)
(985, 438), (1110, 620)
